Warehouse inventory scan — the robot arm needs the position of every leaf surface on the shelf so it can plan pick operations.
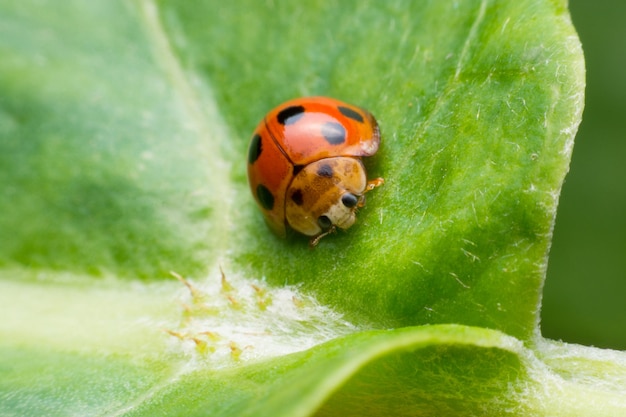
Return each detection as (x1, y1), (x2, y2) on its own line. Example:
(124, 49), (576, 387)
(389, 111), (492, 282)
(0, 0), (598, 416)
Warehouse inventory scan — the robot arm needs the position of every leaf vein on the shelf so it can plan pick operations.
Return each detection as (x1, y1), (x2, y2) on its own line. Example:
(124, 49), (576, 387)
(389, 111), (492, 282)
(397, 0), (489, 173)
(136, 0), (233, 259)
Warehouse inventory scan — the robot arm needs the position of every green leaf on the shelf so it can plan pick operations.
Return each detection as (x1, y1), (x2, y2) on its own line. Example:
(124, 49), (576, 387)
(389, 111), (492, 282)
(2, 0), (622, 417)
(221, 0), (584, 338)
(0, 0), (224, 278)
(124, 325), (529, 417)
(1, 0), (581, 334)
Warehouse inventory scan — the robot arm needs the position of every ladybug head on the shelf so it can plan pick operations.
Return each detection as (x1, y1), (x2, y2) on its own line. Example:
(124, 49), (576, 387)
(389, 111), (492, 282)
(316, 190), (364, 232)
(285, 157), (368, 239)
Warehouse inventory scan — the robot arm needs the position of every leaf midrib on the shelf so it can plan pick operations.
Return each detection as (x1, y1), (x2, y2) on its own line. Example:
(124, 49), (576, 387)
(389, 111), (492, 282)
(136, 0), (235, 262)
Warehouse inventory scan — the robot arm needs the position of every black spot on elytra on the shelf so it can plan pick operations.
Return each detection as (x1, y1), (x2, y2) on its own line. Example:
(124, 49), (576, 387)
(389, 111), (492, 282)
(321, 122), (346, 145)
(256, 184), (274, 210)
(290, 189), (304, 206)
(277, 105), (305, 125)
(338, 106), (364, 123)
(248, 133), (262, 164)
(317, 163), (334, 178)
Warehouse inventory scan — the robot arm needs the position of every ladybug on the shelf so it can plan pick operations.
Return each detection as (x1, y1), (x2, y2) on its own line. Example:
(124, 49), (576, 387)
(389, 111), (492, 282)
(247, 96), (384, 247)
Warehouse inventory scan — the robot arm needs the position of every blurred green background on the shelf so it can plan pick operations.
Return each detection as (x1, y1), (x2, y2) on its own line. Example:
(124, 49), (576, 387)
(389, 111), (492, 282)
(541, 0), (626, 350)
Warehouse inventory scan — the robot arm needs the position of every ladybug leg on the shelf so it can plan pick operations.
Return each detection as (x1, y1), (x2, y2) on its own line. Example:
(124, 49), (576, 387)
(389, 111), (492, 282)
(309, 225), (336, 248)
(365, 177), (384, 192)
(357, 177), (384, 208)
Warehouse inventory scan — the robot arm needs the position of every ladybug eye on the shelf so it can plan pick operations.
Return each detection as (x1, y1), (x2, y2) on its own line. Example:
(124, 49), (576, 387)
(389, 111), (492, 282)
(317, 215), (333, 230)
(341, 193), (359, 208)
